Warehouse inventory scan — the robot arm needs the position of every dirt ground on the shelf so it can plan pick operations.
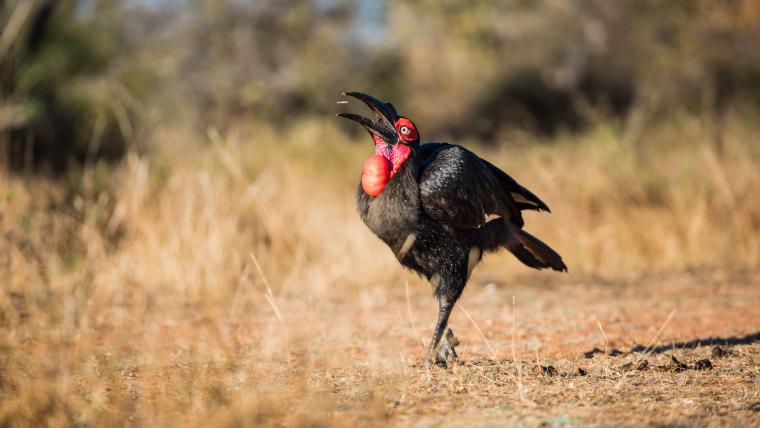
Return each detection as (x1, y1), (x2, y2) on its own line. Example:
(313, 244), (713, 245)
(217, 269), (760, 427)
(4, 269), (758, 428)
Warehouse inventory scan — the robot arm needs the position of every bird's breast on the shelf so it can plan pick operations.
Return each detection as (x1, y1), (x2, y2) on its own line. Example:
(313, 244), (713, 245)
(357, 162), (421, 243)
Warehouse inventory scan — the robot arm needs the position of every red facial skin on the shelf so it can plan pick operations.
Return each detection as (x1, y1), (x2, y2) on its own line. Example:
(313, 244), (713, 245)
(395, 117), (418, 143)
(360, 119), (417, 196)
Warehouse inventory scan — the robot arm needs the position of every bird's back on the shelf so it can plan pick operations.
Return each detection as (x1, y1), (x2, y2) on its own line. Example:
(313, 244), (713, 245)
(416, 142), (549, 229)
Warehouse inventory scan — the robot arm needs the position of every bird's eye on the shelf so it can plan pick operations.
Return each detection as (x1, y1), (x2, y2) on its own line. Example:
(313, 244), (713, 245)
(400, 126), (410, 135)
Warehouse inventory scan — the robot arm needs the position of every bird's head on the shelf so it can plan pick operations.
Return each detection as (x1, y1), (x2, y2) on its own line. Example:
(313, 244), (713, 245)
(337, 91), (420, 149)
(338, 92), (419, 196)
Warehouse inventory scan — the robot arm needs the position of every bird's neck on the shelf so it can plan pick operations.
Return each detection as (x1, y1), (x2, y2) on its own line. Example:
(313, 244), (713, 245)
(374, 136), (412, 177)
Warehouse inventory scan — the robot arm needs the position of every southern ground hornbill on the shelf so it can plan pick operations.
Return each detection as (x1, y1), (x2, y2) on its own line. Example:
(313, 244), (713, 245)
(338, 91), (567, 366)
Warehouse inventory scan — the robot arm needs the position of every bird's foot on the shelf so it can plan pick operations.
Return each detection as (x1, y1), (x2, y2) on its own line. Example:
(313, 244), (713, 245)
(427, 328), (460, 368)
(438, 327), (459, 361)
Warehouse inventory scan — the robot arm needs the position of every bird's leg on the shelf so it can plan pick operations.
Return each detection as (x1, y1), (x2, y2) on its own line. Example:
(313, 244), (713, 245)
(426, 298), (454, 366)
(438, 327), (459, 361)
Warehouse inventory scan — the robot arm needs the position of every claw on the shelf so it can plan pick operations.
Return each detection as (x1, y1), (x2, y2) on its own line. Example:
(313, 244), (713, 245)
(427, 328), (460, 368)
(438, 327), (459, 361)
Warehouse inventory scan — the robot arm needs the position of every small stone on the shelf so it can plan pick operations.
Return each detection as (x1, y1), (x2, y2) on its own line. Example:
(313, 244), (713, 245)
(532, 365), (558, 376)
(669, 355), (689, 372)
(693, 359), (713, 370)
(711, 346), (729, 358)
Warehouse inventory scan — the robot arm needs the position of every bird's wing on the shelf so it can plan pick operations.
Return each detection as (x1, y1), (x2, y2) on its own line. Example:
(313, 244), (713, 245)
(481, 158), (551, 213)
(418, 143), (524, 229)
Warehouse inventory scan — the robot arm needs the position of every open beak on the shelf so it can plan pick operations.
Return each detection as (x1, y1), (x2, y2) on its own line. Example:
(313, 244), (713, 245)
(337, 91), (399, 144)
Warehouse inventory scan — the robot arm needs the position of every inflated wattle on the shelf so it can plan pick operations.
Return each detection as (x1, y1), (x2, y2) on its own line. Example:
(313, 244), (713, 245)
(362, 135), (413, 196)
(362, 154), (390, 196)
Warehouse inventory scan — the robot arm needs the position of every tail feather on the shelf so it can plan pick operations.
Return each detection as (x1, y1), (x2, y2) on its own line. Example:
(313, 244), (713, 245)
(507, 243), (550, 270)
(505, 223), (567, 272)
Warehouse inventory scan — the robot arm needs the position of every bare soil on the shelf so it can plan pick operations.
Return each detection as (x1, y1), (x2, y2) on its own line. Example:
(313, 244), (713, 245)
(229, 270), (760, 426)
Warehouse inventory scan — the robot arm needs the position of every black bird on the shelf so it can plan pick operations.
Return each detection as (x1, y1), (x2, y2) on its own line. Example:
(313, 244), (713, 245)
(338, 92), (566, 365)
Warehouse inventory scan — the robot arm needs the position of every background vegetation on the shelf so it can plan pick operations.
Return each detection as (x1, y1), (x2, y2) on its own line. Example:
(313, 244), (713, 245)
(1, 0), (759, 426)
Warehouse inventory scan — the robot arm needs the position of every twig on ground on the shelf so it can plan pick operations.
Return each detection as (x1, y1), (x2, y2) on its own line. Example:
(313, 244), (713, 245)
(594, 315), (611, 375)
(642, 309), (677, 356)
(460, 304), (496, 360)
(405, 281), (425, 349)
(250, 252), (283, 321)
(511, 296), (536, 407)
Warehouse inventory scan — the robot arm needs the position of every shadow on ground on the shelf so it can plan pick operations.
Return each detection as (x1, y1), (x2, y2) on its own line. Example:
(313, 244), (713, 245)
(582, 331), (760, 358)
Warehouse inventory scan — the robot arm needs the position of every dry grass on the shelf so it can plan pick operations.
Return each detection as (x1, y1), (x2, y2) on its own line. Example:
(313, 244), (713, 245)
(1, 116), (759, 426)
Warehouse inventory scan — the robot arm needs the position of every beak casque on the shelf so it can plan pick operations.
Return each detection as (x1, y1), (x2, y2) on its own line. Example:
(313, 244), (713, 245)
(337, 91), (399, 144)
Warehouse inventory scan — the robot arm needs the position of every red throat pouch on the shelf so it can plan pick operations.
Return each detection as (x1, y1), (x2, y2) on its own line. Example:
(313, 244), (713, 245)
(362, 154), (391, 196)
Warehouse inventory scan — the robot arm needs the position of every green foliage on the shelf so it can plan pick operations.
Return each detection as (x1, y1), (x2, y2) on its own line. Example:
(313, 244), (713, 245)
(1, 0), (150, 173)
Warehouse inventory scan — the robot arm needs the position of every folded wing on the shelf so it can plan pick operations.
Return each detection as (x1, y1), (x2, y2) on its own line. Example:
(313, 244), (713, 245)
(419, 143), (546, 229)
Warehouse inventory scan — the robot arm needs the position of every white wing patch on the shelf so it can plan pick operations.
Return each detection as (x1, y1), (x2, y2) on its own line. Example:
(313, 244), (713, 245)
(511, 192), (539, 206)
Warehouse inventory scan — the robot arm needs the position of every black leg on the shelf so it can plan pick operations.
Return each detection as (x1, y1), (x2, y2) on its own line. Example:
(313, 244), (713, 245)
(438, 327), (459, 361)
(426, 298), (454, 366)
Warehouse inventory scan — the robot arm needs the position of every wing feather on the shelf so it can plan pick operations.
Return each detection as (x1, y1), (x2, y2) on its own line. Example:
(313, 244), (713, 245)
(481, 159), (550, 212)
(418, 144), (523, 229)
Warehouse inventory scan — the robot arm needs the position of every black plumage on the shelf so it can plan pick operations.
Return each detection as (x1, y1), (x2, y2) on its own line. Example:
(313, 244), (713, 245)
(340, 92), (566, 365)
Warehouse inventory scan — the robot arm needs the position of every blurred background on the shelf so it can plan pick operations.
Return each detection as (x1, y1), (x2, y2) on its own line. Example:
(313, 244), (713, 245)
(1, 0), (760, 425)
(3, 0), (759, 276)
(3, 0), (760, 170)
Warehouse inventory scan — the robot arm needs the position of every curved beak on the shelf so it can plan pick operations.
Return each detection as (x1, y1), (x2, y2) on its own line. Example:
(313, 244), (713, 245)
(337, 91), (399, 144)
